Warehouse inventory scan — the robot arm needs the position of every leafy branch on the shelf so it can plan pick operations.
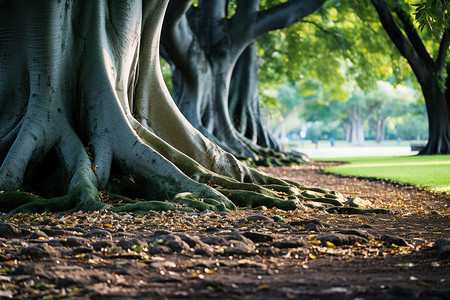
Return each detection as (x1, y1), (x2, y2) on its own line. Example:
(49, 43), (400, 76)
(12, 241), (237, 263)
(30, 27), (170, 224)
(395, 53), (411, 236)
(411, 0), (449, 31)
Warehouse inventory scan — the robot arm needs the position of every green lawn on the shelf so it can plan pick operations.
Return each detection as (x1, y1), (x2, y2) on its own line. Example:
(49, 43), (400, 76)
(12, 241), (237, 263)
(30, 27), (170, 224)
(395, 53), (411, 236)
(318, 155), (450, 193)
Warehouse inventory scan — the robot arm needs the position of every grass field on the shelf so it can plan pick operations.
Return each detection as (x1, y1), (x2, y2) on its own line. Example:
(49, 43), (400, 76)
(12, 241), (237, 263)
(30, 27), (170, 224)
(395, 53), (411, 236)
(318, 155), (450, 193)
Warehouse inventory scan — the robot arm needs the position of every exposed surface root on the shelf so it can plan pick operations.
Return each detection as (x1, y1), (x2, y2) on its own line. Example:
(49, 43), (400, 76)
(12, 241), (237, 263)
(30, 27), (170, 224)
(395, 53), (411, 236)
(0, 0), (388, 216)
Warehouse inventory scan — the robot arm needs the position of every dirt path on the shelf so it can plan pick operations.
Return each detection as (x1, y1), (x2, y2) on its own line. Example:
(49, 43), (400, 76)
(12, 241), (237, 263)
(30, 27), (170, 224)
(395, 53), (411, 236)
(1, 162), (449, 299)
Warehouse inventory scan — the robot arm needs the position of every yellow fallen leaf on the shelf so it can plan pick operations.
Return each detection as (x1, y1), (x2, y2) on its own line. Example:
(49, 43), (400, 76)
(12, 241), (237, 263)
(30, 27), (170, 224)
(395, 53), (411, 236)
(309, 253), (316, 259)
(307, 240), (320, 246)
(325, 241), (336, 249)
(257, 284), (270, 290)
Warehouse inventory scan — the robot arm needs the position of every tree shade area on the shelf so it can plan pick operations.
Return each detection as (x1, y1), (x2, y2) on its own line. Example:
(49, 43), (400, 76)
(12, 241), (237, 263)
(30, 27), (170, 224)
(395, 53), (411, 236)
(0, 0), (371, 215)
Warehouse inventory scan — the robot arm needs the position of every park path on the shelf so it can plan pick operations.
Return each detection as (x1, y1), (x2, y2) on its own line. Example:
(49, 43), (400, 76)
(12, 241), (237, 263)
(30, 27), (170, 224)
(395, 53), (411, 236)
(334, 161), (450, 168)
(294, 145), (417, 158)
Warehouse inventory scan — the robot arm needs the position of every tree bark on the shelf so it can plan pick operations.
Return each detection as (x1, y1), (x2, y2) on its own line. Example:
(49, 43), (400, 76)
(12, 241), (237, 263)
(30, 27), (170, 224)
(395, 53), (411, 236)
(371, 0), (450, 154)
(351, 119), (365, 147)
(343, 120), (352, 143)
(0, 0), (348, 214)
(161, 0), (326, 159)
(229, 42), (280, 150)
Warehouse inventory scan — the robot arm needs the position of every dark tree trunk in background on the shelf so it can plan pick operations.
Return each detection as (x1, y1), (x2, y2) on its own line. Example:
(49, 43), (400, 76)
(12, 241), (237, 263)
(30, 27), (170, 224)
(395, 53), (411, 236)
(371, 0), (450, 154)
(421, 84), (450, 153)
(162, 0), (326, 159)
(229, 42), (280, 150)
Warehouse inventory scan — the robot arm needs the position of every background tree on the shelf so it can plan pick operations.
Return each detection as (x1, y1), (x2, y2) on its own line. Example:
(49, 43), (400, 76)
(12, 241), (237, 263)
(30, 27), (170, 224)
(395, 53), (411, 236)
(368, 81), (422, 143)
(228, 42), (280, 151)
(161, 0), (327, 159)
(370, 0), (450, 154)
(343, 81), (420, 146)
(0, 0), (352, 214)
(262, 80), (323, 141)
(271, 80), (423, 145)
(257, 0), (411, 97)
(256, 0), (421, 145)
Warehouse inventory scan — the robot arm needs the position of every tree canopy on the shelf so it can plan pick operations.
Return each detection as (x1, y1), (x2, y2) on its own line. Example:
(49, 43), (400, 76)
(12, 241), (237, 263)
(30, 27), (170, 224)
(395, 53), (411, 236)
(257, 0), (448, 153)
(257, 0), (413, 98)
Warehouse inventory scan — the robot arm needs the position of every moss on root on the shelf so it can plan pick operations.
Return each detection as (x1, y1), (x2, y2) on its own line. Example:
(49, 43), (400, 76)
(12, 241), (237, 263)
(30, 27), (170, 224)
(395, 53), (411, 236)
(241, 148), (310, 167)
(0, 187), (106, 215)
(0, 176), (390, 215)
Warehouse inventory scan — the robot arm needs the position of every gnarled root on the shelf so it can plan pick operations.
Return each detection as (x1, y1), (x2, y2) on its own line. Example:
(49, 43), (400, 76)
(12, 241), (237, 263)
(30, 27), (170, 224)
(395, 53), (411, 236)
(0, 0), (386, 215)
(0, 104), (366, 215)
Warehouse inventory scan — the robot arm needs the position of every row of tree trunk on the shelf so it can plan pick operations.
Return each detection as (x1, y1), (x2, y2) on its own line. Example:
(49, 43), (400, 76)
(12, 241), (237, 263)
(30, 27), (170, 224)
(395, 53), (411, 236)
(160, 0), (327, 161)
(162, 0), (450, 156)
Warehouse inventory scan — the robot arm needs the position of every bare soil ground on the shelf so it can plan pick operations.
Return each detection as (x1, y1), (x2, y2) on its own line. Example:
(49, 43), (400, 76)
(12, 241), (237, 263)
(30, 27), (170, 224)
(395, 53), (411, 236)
(1, 161), (449, 299)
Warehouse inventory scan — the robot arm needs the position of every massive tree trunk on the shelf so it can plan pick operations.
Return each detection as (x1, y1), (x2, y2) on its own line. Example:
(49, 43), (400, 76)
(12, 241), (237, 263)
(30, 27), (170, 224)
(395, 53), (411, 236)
(0, 0), (351, 214)
(371, 0), (450, 154)
(161, 0), (326, 159)
(421, 83), (450, 153)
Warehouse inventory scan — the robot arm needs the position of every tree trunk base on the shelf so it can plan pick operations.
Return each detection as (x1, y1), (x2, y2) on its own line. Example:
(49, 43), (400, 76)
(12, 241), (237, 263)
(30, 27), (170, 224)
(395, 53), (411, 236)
(0, 0), (385, 215)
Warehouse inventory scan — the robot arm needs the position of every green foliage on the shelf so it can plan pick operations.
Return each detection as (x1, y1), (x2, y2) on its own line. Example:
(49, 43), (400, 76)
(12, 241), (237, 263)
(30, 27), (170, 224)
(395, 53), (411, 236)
(394, 116), (428, 139)
(411, 0), (449, 31)
(305, 124), (323, 141)
(259, 0), (288, 9)
(297, 79), (425, 141)
(160, 58), (172, 93)
(257, 0), (415, 99)
(256, 0), (443, 145)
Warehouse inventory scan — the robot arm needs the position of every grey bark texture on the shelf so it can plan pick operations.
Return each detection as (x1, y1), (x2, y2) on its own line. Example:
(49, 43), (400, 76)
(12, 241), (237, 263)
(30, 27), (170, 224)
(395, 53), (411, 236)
(0, 0), (347, 214)
(161, 0), (326, 160)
